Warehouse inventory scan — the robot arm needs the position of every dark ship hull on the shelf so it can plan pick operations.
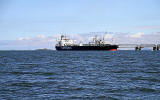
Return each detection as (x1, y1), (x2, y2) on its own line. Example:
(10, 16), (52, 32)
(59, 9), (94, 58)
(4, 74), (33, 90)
(56, 45), (118, 51)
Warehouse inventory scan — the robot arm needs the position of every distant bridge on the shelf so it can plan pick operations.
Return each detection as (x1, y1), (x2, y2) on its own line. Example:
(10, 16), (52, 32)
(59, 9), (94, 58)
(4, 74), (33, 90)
(118, 44), (160, 50)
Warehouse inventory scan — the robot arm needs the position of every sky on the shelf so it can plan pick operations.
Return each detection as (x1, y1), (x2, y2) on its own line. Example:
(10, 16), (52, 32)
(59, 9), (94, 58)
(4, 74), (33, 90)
(0, 0), (160, 50)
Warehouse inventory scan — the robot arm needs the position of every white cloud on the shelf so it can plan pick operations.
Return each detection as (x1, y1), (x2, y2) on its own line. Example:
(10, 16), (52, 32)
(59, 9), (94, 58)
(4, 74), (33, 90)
(37, 34), (46, 39)
(18, 37), (23, 41)
(104, 34), (113, 39)
(18, 37), (30, 41)
(135, 25), (160, 30)
(129, 32), (144, 38)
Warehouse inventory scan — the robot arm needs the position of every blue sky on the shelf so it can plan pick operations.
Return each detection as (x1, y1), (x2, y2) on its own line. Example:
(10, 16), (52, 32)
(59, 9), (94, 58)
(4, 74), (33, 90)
(0, 0), (160, 49)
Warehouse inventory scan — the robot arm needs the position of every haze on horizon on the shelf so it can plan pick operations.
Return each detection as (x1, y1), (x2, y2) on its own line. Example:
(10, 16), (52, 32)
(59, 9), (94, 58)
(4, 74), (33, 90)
(0, 0), (160, 50)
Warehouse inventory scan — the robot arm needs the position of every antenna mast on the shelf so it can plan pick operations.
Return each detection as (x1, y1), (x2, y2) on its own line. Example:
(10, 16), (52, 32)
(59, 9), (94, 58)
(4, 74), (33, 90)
(111, 38), (114, 44)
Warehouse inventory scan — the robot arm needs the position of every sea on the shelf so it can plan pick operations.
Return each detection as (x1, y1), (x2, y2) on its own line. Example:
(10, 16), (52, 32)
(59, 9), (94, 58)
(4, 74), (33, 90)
(0, 50), (160, 100)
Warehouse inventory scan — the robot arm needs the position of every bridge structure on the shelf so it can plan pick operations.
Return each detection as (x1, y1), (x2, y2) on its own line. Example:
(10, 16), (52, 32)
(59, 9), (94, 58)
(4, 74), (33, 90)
(118, 44), (160, 50)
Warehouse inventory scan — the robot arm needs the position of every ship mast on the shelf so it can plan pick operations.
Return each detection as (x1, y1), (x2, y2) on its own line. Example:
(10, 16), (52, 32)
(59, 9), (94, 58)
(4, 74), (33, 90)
(102, 34), (105, 44)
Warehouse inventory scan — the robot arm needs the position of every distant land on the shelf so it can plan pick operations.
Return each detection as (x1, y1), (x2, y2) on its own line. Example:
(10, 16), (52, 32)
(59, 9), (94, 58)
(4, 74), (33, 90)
(35, 48), (53, 51)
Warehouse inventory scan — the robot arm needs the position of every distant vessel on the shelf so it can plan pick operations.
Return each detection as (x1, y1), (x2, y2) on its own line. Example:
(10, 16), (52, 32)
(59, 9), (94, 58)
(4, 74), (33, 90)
(55, 35), (118, 51)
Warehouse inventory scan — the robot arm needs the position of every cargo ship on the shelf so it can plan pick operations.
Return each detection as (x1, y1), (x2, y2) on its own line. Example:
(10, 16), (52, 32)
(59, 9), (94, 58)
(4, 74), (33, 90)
(55, 35), (118, 51)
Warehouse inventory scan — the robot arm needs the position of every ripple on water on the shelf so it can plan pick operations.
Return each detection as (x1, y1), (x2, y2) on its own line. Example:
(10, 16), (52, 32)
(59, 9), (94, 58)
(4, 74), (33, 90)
(0, 51), (160, 100)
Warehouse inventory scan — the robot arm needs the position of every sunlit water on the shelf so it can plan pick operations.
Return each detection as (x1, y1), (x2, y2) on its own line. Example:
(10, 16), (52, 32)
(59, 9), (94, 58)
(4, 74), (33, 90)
(0, 50), (160, 100)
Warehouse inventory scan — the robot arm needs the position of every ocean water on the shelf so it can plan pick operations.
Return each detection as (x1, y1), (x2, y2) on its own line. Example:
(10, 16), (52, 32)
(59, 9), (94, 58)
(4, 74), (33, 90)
(0, 50), (160, 100)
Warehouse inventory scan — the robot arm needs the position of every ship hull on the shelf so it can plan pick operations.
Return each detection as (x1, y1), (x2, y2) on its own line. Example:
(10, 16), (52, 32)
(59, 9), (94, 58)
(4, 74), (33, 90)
(55, 45), (118, 51)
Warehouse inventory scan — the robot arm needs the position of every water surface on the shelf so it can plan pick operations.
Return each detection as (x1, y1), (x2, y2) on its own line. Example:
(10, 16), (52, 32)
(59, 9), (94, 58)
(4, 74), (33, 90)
(0, 50), (160, 100)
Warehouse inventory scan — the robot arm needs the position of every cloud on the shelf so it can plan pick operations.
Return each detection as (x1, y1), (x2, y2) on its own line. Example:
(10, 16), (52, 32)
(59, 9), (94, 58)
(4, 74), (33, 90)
(0, 32), (160, 50)
(129, 32), (144, 38)
(37, 34), (46, 39)
(114, 32), (160, 44)
(18, 37), (30, 40)
(104, 34), (113, 39)
(134, 25), (160, 30)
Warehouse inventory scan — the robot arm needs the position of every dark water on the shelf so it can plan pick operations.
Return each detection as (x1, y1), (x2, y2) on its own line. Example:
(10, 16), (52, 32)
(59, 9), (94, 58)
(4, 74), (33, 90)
(0, 50), (160, 100)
